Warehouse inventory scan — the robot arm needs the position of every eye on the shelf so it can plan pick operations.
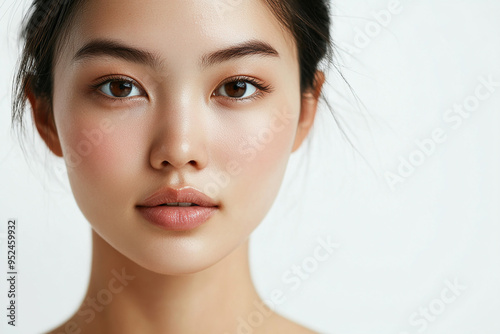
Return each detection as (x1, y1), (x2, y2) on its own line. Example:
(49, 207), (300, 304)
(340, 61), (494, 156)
(98, 79), (143, 98)
(216, 80), (258, 99)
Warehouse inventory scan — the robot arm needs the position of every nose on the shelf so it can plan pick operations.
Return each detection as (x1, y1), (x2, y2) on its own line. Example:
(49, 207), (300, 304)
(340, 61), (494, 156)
(149, 97), (209, 171)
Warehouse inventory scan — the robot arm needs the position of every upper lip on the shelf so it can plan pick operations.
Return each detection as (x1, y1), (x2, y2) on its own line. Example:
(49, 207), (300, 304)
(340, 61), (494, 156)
(137, 186), (218, 207)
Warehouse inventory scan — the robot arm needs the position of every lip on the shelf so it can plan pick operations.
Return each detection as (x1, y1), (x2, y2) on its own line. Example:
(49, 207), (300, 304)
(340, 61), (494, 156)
(136, 186), (219, 231)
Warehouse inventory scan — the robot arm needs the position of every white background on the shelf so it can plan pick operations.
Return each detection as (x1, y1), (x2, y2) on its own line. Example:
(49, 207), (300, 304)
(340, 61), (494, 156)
(1, 0), (499, 333)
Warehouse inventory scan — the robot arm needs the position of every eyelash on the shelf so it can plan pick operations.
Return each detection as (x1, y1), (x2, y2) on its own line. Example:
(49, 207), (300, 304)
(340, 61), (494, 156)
(90, 75), (145, 103)
(89, 75), (274, 103)
(214, 75), (274, 102)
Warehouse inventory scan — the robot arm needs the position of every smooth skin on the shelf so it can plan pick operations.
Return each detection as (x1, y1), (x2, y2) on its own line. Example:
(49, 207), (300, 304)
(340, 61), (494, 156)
(28, 0), (325, 333)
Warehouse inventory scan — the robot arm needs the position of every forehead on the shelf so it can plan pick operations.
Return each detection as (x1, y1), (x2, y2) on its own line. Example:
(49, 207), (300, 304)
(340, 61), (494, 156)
(57, 0), (298, 70)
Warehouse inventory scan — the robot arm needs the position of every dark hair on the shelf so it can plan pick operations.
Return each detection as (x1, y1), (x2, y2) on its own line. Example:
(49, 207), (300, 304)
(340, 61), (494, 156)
(11, 0), (333, 144)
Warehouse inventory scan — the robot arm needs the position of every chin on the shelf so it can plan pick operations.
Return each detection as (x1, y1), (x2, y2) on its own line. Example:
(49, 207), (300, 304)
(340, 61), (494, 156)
(91, 216), (248, 276)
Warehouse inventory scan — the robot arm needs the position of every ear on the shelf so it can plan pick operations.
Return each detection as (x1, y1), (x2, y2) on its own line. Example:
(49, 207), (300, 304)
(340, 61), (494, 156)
(292, 70), (325, 152)
(26, 84), (63, 157)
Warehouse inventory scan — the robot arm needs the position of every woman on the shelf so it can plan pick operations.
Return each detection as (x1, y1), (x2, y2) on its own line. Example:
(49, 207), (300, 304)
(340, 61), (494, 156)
(12, 0), (332, 332)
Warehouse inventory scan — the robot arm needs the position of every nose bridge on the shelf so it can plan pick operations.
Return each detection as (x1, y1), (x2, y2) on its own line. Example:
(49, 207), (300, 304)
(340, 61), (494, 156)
(149, 86), (208, 170)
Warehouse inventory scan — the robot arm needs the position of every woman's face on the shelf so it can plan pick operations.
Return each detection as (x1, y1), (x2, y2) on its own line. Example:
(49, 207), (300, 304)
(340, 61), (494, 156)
(46, 0), (314, 274)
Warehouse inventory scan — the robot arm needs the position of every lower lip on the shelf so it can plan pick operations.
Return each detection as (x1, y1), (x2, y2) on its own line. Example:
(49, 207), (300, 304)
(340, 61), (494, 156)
(136, 205), (218, 231)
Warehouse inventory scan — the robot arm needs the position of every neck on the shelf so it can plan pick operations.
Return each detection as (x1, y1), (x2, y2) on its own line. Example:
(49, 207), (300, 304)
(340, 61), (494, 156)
(67, 229), (274, 334)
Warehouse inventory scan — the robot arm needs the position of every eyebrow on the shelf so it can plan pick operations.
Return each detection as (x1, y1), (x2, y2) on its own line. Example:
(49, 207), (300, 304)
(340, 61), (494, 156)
(72, 38), (280, 69)
(73, 39), (163, 69)
(200, 39), (280, 68)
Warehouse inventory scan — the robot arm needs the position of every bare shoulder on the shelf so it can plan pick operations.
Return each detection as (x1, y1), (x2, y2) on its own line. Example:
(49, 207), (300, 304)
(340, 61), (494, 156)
(263, 312), (319, 334)
(44, 320), (81, 334)
(44, 322), (68, 334)
(43, 316), (98, 334)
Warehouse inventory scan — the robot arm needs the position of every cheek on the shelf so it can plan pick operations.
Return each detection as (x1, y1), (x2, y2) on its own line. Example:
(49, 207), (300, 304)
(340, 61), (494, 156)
(212, 103), (299, 222)
(242, 106), (297, 179)
(56, 107), (146, 222)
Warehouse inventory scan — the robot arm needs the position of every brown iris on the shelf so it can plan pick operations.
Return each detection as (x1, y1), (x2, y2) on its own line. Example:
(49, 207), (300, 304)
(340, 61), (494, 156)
(109, 81), (133, 97)
(223, 81), (247, 98)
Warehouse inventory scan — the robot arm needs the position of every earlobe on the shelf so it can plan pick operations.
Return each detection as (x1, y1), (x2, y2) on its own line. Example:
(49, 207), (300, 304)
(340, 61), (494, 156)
(26, 85), (63, 157)
(292, 71), (326, 152)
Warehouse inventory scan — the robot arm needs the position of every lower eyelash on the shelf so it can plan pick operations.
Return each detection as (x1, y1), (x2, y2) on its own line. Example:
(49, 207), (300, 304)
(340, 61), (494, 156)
(88, 76), (147, 105)
(217, 76), (274, 102)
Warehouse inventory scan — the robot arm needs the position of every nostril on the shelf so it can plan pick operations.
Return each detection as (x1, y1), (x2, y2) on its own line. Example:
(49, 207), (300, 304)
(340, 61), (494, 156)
(159, 160), (197, 168)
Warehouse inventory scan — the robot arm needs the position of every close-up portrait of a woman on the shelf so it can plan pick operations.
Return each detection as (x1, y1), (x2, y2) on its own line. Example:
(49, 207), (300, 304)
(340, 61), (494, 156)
(1, 0), (499, 333)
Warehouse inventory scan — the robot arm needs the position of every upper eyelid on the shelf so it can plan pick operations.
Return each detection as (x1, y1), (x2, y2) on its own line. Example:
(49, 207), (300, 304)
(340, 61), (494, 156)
(218, 75), (269, 88)
(93, 76), (144, 90)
